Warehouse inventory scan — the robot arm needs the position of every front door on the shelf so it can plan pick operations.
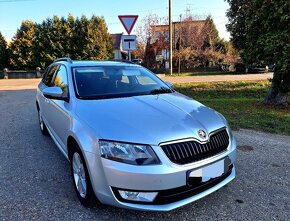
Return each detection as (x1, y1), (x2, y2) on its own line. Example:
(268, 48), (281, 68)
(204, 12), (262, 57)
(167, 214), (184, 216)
(45, 65), (71, 154)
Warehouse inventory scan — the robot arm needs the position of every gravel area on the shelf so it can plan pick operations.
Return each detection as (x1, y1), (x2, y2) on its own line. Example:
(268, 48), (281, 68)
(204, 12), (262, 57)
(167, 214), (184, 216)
(0, 85), (289, 221)
(162, 73), (273, 83)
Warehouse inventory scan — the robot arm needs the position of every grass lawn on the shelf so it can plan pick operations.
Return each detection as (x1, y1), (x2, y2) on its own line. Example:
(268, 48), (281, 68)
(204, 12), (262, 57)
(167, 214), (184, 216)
(174, 80), (290, 135)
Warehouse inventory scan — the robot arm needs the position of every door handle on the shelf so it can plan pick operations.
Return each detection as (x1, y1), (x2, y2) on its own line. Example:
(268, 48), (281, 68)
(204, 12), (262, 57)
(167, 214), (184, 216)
(45, 98), (50, 104)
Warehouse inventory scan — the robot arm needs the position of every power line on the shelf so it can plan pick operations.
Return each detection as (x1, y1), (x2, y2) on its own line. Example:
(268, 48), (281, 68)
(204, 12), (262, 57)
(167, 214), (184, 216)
(103, 7), (167, 19)
(0, 0), (38, 2)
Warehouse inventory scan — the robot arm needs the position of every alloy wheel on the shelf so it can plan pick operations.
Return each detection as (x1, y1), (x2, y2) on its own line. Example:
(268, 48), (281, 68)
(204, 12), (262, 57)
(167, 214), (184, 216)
(39, 113), (44, 131)
(72, 152), (87, 198)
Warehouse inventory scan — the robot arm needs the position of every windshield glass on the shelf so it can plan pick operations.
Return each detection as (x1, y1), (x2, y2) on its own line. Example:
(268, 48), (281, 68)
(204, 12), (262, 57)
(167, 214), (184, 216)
(73, 66), (172, 99)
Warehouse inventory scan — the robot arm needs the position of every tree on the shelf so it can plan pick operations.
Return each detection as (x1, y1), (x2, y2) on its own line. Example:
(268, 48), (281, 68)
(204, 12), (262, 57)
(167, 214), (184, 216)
(178, 16), (206, 50)
(136, 11), (237, 71)
(84, 15), (113, 60)
(132, 41), (145, 59)
(136, 14), (160, 50)
(0, 32), (9, 69)
(72, 15), (89, 59)
(143, 38), (156, 70)
(34, 15), (77, 68)
(34, 17), (56, 68)
(33, 15), (113, 69)
(226, 0), (290, 106)
(9, 20), (37, 69)
(202, 15), (220, 49)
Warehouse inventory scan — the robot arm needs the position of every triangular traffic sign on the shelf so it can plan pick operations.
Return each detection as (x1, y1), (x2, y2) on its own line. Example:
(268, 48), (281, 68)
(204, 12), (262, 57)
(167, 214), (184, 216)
(118, 15), (138, 35)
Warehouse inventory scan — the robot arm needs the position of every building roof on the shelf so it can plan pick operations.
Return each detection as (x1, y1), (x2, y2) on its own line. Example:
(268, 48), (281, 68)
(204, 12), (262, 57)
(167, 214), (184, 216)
(111, 33), (123, 49)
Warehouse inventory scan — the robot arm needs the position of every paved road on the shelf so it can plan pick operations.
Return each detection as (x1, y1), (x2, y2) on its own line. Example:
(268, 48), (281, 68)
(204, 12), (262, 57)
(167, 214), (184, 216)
(0, 72), (273, 91)
(0, 83), (289, 221)
(162, 73), (273, 84)
(0, 79), (40, 90)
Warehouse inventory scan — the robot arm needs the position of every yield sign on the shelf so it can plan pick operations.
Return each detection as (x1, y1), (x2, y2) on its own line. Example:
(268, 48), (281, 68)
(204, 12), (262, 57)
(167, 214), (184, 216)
(118, 15), (138, 35)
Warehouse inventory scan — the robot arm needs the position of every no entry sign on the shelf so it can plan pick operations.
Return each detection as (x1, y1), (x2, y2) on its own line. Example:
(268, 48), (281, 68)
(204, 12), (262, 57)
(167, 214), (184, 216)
(118, 15), (138, 35)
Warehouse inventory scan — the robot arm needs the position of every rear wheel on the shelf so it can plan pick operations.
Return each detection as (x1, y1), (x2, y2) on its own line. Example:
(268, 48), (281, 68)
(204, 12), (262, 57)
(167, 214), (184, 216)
(70, 144), (97, 208)
(38, 110), (49, 135)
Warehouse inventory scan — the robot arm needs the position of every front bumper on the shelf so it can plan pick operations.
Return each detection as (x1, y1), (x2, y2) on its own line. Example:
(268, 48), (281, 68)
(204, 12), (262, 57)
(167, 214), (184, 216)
(84, 137), (237, 211)
(110, 166), (235, 211)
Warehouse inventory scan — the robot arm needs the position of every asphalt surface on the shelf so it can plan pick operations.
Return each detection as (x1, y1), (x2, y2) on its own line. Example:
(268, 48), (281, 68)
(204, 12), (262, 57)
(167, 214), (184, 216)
(0, 85), (289, 221)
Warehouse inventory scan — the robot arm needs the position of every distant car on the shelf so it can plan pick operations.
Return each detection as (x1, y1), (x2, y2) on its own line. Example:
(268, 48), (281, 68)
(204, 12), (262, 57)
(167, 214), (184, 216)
(36, 58), (237, 211)
(132, 58), (143, 65)
(235, 63), (269, 73)
(248, 64), (269, 73)
(268, 64), (275, 72)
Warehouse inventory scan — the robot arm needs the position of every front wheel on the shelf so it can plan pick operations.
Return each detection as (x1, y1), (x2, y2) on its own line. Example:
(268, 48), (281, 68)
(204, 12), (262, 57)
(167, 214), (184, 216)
(70, 145), (97, 208)
(38, 110), (49, 135)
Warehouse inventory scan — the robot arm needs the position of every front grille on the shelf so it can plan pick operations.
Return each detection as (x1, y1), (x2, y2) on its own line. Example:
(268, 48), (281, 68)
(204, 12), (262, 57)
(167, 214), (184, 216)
(161, 129), (229, 165)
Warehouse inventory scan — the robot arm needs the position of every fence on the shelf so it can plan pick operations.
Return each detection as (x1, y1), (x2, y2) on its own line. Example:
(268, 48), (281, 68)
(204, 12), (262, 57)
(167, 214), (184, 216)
(0, 68), (43, 79)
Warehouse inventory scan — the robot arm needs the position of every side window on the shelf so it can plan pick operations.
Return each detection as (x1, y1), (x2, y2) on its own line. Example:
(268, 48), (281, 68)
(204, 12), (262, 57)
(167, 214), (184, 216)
(53, 65), (68, 97)
(43, 65), (58, 86)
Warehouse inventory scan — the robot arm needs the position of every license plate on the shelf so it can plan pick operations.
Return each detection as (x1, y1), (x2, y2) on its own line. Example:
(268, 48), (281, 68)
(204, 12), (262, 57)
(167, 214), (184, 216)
(188, 159), (225, 182)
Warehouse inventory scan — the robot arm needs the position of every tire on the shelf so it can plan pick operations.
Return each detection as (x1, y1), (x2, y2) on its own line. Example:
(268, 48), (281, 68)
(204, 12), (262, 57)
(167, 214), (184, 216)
(70, 144), (97, 208)
(38, 110), (49, 135)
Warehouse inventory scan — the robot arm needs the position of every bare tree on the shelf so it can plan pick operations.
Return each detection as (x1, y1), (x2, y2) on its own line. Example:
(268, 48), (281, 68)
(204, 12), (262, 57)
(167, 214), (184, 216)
(135, 14), (160, 49)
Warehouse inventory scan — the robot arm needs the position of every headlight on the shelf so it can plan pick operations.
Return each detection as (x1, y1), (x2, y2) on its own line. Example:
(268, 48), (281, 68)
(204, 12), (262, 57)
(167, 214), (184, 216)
(99, 140), (160, 165)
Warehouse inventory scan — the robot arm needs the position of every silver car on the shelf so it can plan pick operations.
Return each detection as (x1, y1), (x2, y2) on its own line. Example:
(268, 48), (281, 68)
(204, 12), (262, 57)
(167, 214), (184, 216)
(36, 58), (237, 211)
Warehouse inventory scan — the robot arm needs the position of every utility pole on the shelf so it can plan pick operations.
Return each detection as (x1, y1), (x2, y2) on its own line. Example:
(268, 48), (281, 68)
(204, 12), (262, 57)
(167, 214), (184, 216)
(178, 14), (182, 76)
(169, 0), (173, 75)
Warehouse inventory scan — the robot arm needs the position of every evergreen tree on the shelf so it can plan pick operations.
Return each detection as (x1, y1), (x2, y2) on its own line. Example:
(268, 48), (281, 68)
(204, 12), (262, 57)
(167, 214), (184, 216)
(84, 15), (113, 60)
(64, 14), (76, 57)
(203, 15), (220, 49)
(34, 18), (55, 68)
(11, 14), (114, 69)
(71, 15), (88, 60)
(0, 32), (9, 69)
(9, 20), (37, 69)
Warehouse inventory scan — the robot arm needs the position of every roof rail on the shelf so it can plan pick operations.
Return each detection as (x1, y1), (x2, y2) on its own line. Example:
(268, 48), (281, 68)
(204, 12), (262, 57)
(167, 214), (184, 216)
(108, 59), (135, 64)
(54, 57), (73, 63)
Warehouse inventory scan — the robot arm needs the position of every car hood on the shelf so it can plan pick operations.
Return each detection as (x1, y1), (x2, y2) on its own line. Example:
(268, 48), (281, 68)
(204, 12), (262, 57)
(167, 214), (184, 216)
(75, 92), (226, 145)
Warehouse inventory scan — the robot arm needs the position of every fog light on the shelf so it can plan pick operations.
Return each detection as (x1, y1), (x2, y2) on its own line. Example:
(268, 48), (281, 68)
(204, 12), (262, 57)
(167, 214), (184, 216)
(118, 190), (158, 202)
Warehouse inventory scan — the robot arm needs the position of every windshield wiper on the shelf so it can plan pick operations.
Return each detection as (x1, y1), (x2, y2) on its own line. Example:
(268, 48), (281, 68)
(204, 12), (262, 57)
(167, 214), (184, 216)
(149, 87), (172, 95)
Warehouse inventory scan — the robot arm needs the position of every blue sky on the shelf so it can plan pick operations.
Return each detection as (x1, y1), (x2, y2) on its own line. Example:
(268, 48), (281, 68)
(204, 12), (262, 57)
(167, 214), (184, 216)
(0, 0), (230, 40)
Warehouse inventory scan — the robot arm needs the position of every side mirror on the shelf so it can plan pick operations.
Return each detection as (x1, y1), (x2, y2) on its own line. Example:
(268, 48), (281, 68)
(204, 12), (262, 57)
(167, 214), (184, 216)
(43, 87), (65, 100)
(166, 82), (173, 89)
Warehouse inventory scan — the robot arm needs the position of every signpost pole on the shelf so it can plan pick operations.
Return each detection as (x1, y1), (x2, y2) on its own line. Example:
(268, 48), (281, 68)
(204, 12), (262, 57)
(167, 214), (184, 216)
(128, 51), (131, 61)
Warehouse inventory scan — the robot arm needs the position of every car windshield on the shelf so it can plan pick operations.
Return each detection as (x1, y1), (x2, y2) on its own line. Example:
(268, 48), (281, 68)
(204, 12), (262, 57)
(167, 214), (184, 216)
(73, 66), (173, 99)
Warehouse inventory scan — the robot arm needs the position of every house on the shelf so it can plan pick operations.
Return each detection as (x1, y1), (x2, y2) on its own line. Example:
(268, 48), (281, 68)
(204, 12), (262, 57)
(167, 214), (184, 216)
(111, 33), (128, 60)
(151, 20), (207, 61)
